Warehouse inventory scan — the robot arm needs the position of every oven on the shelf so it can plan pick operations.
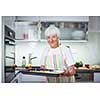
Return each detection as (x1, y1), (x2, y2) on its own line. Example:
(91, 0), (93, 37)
(4, 25), (15, 83)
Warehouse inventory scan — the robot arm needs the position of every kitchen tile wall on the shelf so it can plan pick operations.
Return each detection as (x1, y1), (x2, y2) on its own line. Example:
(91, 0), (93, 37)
(15, 32), (100, 66)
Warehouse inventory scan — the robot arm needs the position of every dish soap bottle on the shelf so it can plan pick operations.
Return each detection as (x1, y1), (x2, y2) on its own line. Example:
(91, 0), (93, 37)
(22, 56), (26, 67)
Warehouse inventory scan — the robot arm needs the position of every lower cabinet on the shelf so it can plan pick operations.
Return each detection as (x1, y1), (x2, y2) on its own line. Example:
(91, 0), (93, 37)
(11, 71), (100, 83)
(75, 73), (94, 83)
(94, 73), (100, 83)
(11, 73), (47, 83)
(21, 74), (47, 83)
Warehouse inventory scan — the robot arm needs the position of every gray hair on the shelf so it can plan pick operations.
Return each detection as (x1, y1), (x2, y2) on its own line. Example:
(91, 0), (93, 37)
(45, 25), (60, 38)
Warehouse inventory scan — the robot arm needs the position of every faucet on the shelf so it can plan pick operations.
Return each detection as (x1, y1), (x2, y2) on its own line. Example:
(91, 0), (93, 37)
(28, 53), (37, 64)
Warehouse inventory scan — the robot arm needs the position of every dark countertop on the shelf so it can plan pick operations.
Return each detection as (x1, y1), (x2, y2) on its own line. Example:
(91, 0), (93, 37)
(93, 70), (100, 73)
(76, 69), (93, 73)
(16, 66), (100, 73)
(15, 67), (64, 77)
(20, 70), (64, 77)
(76, 69), (100, 73)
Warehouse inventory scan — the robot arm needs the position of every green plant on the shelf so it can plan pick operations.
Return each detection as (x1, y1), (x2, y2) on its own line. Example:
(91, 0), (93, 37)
(74, 61), (83, 68)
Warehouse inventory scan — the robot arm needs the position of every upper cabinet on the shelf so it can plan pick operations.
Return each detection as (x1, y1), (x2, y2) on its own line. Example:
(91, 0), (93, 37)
(15, 16), (39, 22)
(16, 16), (89, 22)
(39, 16), (89, 22)
(2, 16), (16, 30)
(15, 22), (39, 41)
(88, 16), (100, 32)
(15, 16), (89, 42)
(3, 16), (100, 42)
(41, 21), (88, 41)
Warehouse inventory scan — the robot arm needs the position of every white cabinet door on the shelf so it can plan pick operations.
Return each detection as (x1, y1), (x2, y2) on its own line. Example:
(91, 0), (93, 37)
(94, 73), (100, 83)
(16, 16), (39, 21)
(15, 22), (39, 40)
(40, 16), (89, 22)
(88, 16), (100, 32)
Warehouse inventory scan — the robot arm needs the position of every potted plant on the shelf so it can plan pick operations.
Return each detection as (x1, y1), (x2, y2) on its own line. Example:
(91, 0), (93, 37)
(74, 61), (83, 68)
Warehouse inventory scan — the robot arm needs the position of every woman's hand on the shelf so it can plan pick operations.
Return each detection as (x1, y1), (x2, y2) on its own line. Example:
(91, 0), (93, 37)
(63, 68), (70, 76)
(40, 65), (45, 69)
(68, 65), (76, 76)
(64, 65), (76, 76)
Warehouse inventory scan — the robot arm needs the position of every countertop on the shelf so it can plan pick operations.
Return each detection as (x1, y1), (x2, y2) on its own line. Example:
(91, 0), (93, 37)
(15, 67), (64, 77)
(16, 66), (100, 73)
(76, 69), (100, 73)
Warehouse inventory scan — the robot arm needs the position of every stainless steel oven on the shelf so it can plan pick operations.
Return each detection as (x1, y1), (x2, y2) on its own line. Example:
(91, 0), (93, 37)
(4, 25), (15, 83)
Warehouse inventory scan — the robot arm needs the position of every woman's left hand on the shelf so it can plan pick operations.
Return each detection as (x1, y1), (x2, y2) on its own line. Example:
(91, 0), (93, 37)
(64, 68), (69, 76)
(68, 65), (76, 76)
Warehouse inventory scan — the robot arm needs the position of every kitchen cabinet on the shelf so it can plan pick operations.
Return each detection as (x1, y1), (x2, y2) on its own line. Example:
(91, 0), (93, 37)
(16, 16), (89, 22)
(15, 16), (89, 42)
(15, 16), (39, 22)
(75, 73), (93, 82)
(75, 69), (94, 83)
(88, 16), (100, 32)
(40, 16), (89, 22)
(15, 22), (39, 41)
(11, 72), (47, 83)
(2, 16), (16, 30)
(94, 72), (100, 83)
(21, 74), (47, 83)
(40, 21), (88, 42)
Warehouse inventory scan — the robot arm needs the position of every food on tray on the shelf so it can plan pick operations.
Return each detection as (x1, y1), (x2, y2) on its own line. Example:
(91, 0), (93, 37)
(78, 67), (89, 70)
(90, 65), (100, 70)
(85, 64), (90, 69)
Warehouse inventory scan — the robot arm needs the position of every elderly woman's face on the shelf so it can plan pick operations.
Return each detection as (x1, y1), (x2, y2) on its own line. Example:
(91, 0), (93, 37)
(47, 34), (59, 48)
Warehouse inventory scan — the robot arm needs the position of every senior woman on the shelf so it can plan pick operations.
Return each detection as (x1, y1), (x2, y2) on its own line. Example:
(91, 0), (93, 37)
(40, 25), (76, 83)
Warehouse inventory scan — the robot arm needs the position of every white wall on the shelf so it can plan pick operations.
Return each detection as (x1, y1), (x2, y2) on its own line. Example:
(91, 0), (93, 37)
(15, 32), (100, 66)
(15, 42), (48, 66)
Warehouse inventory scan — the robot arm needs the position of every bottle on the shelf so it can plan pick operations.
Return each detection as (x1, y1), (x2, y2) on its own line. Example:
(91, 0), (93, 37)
(22, 56), (26, 67)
